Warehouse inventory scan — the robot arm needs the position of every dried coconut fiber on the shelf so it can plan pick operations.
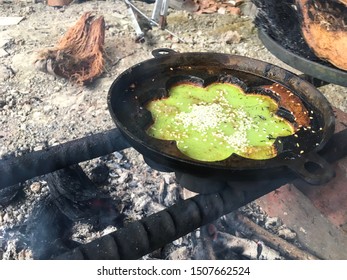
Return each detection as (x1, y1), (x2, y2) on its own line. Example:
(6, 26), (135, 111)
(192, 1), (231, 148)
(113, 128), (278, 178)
(35, 12), (105, 85)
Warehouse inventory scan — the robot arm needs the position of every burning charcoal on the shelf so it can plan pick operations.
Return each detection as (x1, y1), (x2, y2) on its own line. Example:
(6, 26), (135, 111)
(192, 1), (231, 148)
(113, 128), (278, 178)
(46, 165), (99, 202)
(121, 162), (132, 169)
(256, 241), (263, 259)
(1, 240), (19, 260)
(45, 165), (124, 228)
(89, 163), (110, 185)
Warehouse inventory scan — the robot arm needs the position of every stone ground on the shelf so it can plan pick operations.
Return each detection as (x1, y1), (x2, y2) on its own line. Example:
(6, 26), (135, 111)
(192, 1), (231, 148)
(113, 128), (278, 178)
(0, 0), (346, 260)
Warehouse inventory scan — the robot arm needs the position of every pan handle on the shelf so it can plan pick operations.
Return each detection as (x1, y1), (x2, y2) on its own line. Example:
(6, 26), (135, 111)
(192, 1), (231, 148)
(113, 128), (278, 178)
(285, 152), (335, 185)
(151, 48), (177, 58)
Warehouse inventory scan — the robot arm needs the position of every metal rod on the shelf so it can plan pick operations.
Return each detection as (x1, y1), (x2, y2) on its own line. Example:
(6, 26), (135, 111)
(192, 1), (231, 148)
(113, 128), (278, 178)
(151, 0), (169, 29)
(0, 128), (130, 190)
(54, 128), (347, 260)
(124, 0), (145, 42)
(54, 179), (281, 260)
(151, 0), (162, 23)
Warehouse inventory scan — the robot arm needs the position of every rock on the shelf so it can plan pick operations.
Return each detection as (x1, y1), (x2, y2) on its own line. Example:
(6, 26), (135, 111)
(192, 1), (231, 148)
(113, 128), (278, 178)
(222, 30), (242, 44)
(17, 213), (24, 222)
(278, 227), (297, 241)
(10, 52), (36, 78)
(0, 64), (11, 82)
(118, 172), (131, 184)
(3, 212), (12, 223)
(0, 99), (6, 108)
(0, 48), (9, 58)
(167, 247), (191, 260)
(30, 182), (42, 193)
(264, 216), (281, 229)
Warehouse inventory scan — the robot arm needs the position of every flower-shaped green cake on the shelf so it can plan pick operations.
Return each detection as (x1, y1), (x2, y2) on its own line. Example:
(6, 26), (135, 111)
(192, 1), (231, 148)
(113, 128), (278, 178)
(146, 81), (295, 162)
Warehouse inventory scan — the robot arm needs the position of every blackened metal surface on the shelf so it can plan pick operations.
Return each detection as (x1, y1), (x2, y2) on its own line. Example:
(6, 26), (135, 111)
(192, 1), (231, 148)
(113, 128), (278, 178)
(107, 51), (335, 184)
(258, 29), (347, 87)
(0, 128), (130, 190)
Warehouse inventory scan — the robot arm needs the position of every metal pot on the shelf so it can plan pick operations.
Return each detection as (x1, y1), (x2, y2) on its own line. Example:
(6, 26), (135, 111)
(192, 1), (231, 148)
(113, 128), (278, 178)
(107, 49), (335, 185)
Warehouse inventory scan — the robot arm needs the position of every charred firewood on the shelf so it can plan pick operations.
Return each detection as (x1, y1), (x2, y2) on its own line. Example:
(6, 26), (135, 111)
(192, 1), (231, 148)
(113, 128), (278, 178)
(44, 165), (124, 228)
(215, 231), (284, 260)
(26, 165), (124, 259)
(35, 12), (105, 85)
(26, 195), (78, 260)
(225, 212), (320, 260)
(0, 184), (23, 208)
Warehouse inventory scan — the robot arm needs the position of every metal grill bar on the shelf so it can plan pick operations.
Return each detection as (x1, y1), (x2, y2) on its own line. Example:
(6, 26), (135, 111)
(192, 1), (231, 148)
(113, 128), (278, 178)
(0, 128), (131, 190)
(54, 128), (347, 260)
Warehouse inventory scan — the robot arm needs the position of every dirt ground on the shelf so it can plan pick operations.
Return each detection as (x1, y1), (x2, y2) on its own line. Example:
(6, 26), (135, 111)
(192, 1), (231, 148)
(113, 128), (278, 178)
(0, 0), (347, 260)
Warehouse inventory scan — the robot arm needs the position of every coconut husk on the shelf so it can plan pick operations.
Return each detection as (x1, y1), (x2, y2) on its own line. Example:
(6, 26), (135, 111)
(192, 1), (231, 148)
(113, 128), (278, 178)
(35, 12), (105, 85)
(296, 0), (347, 71)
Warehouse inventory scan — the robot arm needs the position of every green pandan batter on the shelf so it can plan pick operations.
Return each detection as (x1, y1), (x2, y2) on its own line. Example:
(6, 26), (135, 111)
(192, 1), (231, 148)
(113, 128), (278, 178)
(146, 82), (294, 161)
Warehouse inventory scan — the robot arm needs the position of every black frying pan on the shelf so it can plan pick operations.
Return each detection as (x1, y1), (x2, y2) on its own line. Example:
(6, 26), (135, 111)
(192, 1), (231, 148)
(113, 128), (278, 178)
(107, 49), (335, 185)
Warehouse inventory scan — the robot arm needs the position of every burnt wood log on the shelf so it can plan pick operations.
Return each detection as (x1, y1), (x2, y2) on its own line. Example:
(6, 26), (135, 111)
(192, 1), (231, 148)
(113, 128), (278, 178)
(26, 196), (77, 260)
(232, 212), (319, 260)
(44, 164), (124, 226)
(27, 165), (124, 259)
(0, 184), (23, 208)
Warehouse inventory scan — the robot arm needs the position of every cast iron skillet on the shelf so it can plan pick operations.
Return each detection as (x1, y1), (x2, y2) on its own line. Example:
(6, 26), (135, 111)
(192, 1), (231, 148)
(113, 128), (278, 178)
(107, 49), (335, 185)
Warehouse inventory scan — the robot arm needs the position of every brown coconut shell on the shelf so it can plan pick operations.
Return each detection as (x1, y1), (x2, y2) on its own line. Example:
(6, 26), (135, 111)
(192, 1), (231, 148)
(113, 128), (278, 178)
(35, 12), (105, 85)
(296, 0), (347, 71)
